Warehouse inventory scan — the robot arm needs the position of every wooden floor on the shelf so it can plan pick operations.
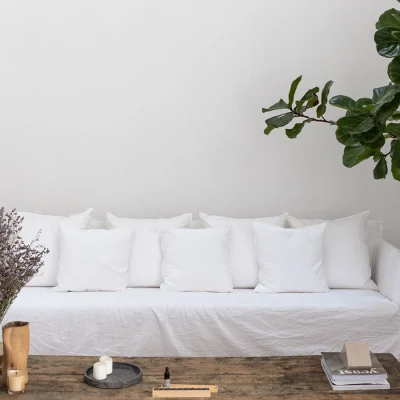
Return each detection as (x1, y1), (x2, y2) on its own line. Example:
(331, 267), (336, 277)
(0, 354), (399, 399)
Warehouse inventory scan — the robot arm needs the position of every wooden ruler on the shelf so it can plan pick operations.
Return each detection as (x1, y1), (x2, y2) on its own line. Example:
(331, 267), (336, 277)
(152, 387), (211, 398)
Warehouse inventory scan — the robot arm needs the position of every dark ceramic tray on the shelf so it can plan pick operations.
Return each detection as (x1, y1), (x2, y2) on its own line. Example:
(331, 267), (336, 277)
(84, 362), (142, 389)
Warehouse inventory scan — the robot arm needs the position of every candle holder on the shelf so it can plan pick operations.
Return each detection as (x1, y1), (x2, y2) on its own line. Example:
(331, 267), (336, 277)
(7, 369), (25, 395)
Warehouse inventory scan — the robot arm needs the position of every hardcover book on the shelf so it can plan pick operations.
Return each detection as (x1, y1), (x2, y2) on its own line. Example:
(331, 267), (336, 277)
(321, 360), (390, 391)
(321, 352), (388, 381)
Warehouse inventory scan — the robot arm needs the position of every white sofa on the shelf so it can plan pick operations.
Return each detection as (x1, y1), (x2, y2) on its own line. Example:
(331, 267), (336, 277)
(4, 218), (400, 358)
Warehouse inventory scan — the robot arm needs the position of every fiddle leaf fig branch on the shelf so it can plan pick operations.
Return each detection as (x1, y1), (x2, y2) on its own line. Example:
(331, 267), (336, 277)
(262, 3), (400, 181)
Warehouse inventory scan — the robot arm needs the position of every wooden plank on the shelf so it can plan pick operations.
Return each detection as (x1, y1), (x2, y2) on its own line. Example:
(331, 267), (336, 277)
(26, 354), (399, 375)
(0, 354), (398, 399)
(7, 370), (400, 390)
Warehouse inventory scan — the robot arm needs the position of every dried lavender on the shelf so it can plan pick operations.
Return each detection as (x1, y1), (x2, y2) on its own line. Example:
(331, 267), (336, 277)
(0, 207), (49, 324)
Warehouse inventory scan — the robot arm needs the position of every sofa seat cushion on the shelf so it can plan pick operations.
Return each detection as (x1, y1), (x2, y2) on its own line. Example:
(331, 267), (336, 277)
(3, 288), (399, 357)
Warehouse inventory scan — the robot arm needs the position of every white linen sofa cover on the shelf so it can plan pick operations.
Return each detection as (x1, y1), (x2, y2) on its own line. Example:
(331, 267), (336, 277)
(3, 287), (399, 357)
(3, 221), (400, 358)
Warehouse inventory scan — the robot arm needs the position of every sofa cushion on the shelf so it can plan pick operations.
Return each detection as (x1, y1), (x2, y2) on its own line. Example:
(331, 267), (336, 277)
(287, 212), (374, 289)
(20, 209), (93, 287)
(4, 287), (399, 357)
(161, 228), (232, 292)
(106, 213), (192, 287)
(55, 228), (135, 292)
(253, 222), (329, 293)
(199, 213), (287, 288)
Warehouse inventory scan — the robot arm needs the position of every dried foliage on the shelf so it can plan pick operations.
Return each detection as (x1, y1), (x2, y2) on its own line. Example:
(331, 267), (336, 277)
(0, 208), (49, 323)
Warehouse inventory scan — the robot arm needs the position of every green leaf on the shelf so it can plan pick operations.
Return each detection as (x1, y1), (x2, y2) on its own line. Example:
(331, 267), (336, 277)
(392, 31), (400, 41)
(265, 112), (294, 126)
(391, 138), (398, 152)
(386, 123), (400, 138)
(375, 28), (400, 58)
(376, 9), (400, 30)
(317, 80), (334, 118)
(285, 119), (312, 139)
(388, 57), (400, 84)
(391, 139), (400, 168)
(376, 93), (400, 125)
(264, 125), (275, 135)
(373, 154), (382, 162)
(295, 87), (319, 112)
(373, 158), (388, 179)
(343, 144), (375, 168)
(363, 104), (376, 112)
(262, 99), (289, 113)
(370, 85), (397, 114)
(264, 112), (294, 135)
(373, 85), (393, 102)
(389, 111), (400, 120)
(392, 164), (400, 181)
(306, 94), (319, 110)
(346, 109), (365, 117)
(337, 113), (375, 135)
(288, 76), (302, 109)
(360, 130), (385, 151)
(335, 128), (357, 146)
(329, 95), (357, 110)
(359, 127), (382, 143)
(357, 98), (373, 106)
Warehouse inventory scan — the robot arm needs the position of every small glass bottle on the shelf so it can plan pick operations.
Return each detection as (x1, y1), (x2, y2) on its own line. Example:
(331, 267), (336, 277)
(163, 367), (170, 387)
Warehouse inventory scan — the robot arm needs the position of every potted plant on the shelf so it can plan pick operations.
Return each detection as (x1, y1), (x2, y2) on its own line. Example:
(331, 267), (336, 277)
(262, 4), (400, 181)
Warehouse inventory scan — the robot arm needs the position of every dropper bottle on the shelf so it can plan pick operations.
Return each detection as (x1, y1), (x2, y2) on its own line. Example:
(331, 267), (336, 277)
(163, 367), (170, 387)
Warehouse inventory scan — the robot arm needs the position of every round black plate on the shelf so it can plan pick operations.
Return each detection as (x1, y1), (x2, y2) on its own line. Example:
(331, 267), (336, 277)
(84, 362), (142, 389)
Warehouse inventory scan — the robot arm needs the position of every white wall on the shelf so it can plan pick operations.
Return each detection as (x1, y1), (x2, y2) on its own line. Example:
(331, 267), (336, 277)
(0, 0), (399, 245)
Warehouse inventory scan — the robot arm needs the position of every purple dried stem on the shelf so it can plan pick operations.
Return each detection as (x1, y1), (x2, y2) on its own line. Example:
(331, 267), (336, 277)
(0, 208), (49, 324)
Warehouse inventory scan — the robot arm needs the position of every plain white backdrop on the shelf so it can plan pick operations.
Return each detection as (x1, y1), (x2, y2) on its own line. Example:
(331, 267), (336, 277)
(0, 0), (399, 245)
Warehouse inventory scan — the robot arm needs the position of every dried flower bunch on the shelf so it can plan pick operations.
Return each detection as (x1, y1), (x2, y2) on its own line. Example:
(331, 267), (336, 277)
(0, 207), (49, 324)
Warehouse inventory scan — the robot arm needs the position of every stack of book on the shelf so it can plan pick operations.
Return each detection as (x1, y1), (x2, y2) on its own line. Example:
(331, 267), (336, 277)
(321, 352), (390, 391)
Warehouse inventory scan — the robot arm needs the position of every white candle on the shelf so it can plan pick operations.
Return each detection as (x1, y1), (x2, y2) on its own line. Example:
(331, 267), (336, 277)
(99, 356), (113, 375)
(93, 362), (107, 380)
(7, 370), (26, 393)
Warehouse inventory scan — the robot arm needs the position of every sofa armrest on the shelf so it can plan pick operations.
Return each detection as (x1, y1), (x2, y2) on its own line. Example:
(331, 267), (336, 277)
(374, 239), (400, 306)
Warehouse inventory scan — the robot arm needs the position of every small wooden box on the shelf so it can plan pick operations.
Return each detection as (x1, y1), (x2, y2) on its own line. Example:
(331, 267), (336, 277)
(339, 342), (372, 369)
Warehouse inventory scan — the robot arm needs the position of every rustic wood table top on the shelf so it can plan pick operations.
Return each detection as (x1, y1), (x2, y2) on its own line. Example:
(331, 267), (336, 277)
(0, 354), (399, 399)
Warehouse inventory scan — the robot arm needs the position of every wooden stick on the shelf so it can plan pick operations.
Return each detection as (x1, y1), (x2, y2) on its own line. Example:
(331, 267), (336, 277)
(153, 387), (211, 398)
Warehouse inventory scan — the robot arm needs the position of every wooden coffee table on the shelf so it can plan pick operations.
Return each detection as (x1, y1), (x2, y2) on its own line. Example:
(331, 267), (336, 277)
(1, 354), (399, 399)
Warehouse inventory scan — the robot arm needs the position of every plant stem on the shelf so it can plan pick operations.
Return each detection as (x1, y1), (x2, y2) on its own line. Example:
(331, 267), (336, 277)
(293, 111), (336, 125)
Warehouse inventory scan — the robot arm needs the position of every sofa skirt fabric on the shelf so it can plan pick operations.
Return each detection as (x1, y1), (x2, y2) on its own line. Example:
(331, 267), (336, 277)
(3, 287), (399, 358)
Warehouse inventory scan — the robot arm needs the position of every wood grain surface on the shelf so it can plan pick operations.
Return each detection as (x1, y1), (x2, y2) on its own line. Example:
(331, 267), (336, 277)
(0, 354), (399, 399)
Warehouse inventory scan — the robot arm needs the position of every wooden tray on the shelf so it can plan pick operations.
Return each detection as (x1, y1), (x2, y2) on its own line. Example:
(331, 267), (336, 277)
(84, 362), (142, 389)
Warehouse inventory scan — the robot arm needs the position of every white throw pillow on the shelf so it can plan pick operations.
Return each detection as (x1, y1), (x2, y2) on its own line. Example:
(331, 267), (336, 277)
(286, 212), (373, 289)
(106, 213), (192, 287)
(199, 213), (287, 288)
(55, 228), (135, 292)
(161, 228), (232, 292)
(366, 220), (382, 265)
(253, 222), (329, 293)
(19, 209), (93, 287)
